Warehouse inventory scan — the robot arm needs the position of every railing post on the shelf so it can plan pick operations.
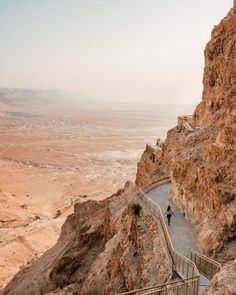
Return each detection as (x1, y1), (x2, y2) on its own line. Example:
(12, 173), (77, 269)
(185, 283), (188, 295)
(196, 277), (199, 295)
(186, 262), (189, 279)
(131, 183), (202, 295)
(199, 254), (201, 274)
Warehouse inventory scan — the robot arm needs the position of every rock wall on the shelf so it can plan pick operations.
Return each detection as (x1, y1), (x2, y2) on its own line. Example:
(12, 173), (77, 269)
(136, 5), (236, 257)
(1, 182), (171, 295)
(2, 3), (235, 295)
(202, 260), (236, 295)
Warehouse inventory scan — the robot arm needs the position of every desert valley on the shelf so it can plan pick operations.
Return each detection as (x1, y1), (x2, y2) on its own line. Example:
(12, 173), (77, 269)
(0, 90), (194, 289)
(0, 1), (236, 295)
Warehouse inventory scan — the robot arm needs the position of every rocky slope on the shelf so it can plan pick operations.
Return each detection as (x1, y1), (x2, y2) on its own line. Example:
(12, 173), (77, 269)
(0, 102), (181, 289)
(136, 4), (236, 259)
(201, 260), (236, 295)
(1, 182), (171, 295)
(1, 3), (236, 295)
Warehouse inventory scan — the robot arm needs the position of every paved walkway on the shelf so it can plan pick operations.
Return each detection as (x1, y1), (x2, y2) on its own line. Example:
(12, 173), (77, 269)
(146, 182), (208, 287)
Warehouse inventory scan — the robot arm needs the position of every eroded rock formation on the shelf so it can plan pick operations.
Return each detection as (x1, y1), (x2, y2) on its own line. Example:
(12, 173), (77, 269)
(136, 4), (236, 258)
(1, 182), (171, 295)
(202, 260), (236, 295)
(2, 3), (236, 295)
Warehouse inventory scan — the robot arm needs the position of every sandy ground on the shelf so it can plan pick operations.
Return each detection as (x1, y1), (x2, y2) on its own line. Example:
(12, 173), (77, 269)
(0, 104), (194, 289)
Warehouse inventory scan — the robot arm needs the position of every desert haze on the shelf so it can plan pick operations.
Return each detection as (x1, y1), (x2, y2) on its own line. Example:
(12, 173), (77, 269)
(0, 89), (194, 288)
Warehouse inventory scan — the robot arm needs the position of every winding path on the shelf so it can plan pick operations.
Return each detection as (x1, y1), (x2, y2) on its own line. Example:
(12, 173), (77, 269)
(146, 182), (209, 288)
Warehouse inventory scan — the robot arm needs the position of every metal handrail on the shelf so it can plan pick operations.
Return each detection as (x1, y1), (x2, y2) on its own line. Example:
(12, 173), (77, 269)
(117, 179), (200, 295)
(190, 250), (222, 280)
(117, 179), (222, 294)
(140, 178), (200, 279)
(141, 177), (171, 193)
(116, 277), (199, 295)
(136, 190), (200, 281)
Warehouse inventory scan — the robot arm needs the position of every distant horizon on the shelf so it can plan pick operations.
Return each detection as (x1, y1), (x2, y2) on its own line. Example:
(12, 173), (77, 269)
(0, 86), (198, 106)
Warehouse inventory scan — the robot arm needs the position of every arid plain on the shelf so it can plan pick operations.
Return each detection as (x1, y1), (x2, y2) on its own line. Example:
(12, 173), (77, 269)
(0, 97), (194, 288)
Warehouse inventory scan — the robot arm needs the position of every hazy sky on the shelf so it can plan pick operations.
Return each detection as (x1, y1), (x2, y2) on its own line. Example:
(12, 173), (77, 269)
(0, 0), (233, 104)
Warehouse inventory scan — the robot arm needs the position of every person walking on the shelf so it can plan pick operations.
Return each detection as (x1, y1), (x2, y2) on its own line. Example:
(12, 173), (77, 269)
(165, 205), (175, 226)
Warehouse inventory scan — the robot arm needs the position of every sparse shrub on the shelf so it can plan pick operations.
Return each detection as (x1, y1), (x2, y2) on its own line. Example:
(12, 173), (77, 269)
(132, 203), (142, 216)
(54, 209), (61, 218)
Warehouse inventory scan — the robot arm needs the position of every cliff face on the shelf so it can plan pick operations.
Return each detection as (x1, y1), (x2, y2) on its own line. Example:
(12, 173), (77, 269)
(2, 4), (236, 295)
(136, 6), (236, 257)
(1, 182), (171, 295)
(202, 260), (236, 295)
(194, 6), (236, 131)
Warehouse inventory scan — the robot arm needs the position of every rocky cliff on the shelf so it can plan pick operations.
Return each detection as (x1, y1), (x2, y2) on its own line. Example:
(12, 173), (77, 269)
(1, 3), (236, 295)
(136, 4), (236, 259)
(1, 182), (171, 295)
(202, 260), (236, 295)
